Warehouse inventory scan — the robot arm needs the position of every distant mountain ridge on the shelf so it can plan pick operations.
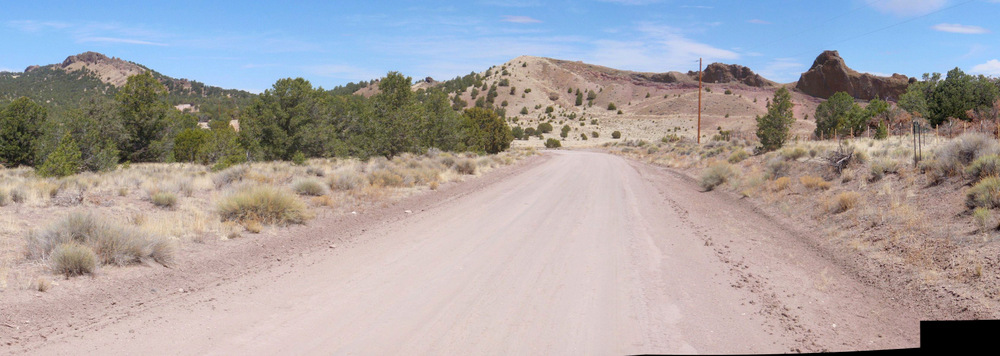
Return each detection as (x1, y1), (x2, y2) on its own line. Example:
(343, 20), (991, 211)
(1, 51), (255, 118)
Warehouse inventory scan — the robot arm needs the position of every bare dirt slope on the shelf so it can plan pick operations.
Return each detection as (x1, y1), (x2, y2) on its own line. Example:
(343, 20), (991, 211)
(7, 151), (921, 354)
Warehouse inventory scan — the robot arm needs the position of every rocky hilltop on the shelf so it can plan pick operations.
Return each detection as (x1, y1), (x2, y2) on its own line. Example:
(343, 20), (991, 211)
(687, 63), (774, 87)
(54, 51), (149, 87)
(795, 50), (912, 101)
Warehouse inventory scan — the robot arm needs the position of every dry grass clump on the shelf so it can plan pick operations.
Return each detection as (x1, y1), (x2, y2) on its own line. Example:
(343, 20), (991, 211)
(771, 176), (791, 191)
(868, 158), (900, 182)
(830, 191), (860, 213)
(765, 157), (790, 179)
(25, 212), (175, 268)
(699, 162), (735, 191)
(935, 133), (999, 177)
(151, 191), (178, 209)
(213, 165), (248, 188)
(217, 185), (309, 225)
(728, 149), (749, 163)
(292, 178), (327, 196)
(0, 188), (8, 206)
(50, 243), (98, 276)
(965, 154), (1000, 182)
(329, 169), (366, 191)
(455, 159), (477, 175)
(780, 147), (808, 161)
(966, 176), (1000, 209)
(799, 175), (831, 190)
(368, 168), (406, 187)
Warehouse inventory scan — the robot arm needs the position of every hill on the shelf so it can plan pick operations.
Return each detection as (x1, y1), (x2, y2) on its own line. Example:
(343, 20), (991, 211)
(391, 55), (818, 146)
(0, 51), (255, 120)
(795, 50), (913, 101)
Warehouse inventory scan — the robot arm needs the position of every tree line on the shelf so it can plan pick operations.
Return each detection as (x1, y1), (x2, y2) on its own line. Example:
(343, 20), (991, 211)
(0, 71), (513, 176)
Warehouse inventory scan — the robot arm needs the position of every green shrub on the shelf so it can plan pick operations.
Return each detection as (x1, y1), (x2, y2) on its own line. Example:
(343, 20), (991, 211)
(874, 122), (888, 140)
(50, 243), (97, 276)
(37, 134), (82, 178)
(967, 176), (1000, 209)
(724, 89), (733, 95)
(218, 185), (309, 225)
(755, 87), (794, 152)
(591, 131), (599, 138)
(537, 122), (553, 133)
(291, 151), (307, 166)
(699, 163), (735, 191)
(173, 128), (210, 163)
(607, 102), (617, 111)
(545, 106), (554, 113)
(544, 138), (562, 148)
(292, 178), (327, 196)
(455, 159), (477, 175)
(966, 154), (1000, 182)
(151, 191), (178, 209)
(581, 133), (588, 140)
(973, 207), (993, 231)
(728, 149), (749, 163)
(611, 131), (621, 139)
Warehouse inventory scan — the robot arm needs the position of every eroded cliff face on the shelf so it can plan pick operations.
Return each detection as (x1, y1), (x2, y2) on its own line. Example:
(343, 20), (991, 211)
(795, 50), (912, 101)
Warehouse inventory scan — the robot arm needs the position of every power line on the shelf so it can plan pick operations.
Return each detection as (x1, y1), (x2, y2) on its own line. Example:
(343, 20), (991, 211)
(787, 0), (976, 58)
(744, 0), (887, 54)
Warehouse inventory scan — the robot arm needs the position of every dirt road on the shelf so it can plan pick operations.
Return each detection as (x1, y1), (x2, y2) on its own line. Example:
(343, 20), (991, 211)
(10, 151), (921, 354)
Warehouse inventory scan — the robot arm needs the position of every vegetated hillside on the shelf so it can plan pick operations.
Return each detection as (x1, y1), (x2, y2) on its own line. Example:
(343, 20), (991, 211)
(398, 55), (818, 146)
(0, 52), (254, 120)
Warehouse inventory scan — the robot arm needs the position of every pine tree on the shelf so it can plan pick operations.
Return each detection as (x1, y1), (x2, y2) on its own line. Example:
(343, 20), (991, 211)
(755, 87), (795, 152)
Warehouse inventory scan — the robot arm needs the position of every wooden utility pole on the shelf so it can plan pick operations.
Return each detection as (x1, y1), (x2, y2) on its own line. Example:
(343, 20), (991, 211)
(697, 58), (702, 144)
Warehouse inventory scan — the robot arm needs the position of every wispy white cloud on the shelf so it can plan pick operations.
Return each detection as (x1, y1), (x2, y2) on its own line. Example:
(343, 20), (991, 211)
(972, 59), (1000, 76)
(77, 36), (167, 46)
(586, 23), (739, 72)
(501, 15), (542, 24)
(480, 0), (541, 6)
(304, 64), (380, 81)
(7, 20), (71, 32)
(747, 19), (771, 25)
(596, 0), (663, 5)
(869, 0), (947, 16)
(756, 58), (805, 83)
(932, 23), (989, 34)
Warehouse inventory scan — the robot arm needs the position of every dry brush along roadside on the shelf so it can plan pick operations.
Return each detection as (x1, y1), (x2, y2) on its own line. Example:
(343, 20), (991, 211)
(0, 149), (535, 294)
(607, 133), (1000, 318)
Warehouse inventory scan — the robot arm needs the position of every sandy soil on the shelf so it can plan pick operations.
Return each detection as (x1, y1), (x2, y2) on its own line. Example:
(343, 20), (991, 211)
(2, 151), (921, 354)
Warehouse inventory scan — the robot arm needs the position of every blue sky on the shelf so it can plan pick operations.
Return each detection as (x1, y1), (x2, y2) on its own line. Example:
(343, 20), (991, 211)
(2, 0), (1000, 93)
